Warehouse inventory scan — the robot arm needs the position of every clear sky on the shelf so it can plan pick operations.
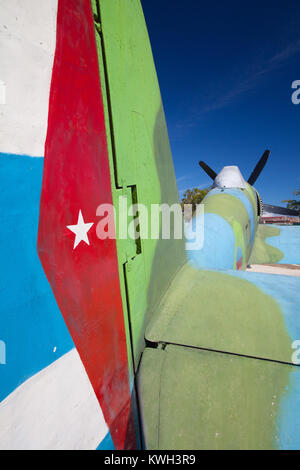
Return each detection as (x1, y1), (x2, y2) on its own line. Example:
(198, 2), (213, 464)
(141, 0), (300, 206)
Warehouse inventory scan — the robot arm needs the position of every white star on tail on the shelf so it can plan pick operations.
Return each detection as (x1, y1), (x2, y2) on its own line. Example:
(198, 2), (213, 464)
(67, 210), (94, 250)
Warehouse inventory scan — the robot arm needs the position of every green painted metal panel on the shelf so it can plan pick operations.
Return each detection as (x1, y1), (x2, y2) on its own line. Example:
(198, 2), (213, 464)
(93, 0), (186, 368)
(249, 224), (284, 265)
(145, 263), (292, 364)
(138, 345), (292, 450)
(204, 193), (251, 267)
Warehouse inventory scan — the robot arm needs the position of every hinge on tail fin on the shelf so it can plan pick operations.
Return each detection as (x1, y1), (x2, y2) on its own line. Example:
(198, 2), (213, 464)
(93, 14), (101, 35)
(92, 0), (101, 32)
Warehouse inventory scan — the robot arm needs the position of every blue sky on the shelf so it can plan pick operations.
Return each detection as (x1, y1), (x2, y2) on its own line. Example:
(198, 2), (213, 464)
(141, 0), (300, 206)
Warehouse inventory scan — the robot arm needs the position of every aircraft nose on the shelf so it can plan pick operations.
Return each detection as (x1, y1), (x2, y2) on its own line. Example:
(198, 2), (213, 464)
(213, 166), (247, 189)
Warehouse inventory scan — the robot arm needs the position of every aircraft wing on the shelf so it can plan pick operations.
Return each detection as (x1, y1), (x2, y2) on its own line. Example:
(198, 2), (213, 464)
(138, 261), (300, 450)
(249, 224), (300, 266)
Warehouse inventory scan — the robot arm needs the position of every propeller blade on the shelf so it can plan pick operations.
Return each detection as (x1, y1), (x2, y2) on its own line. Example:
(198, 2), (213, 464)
(248, 150), (270, 186)
(263, 204), (299, 217)
(199, 161), (217, 181)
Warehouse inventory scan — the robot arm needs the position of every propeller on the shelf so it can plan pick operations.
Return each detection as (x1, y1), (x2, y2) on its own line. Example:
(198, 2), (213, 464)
(247, 150), (270, 186)
(198, 150), (299, 218)
(263, 204), (299, 217)
(198, 161), (217, 181)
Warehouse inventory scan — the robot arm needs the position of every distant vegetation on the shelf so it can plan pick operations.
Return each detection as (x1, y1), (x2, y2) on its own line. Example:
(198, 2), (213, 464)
(282, 189), (300, 214)
(181, 187), (210, 215)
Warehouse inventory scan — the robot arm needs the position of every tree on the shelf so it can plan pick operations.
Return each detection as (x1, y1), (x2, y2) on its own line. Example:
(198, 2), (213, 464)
(181, 187), (210, 219)
(282, 189), (300, 214)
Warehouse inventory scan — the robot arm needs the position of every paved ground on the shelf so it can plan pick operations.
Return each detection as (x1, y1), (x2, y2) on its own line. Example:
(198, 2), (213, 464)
(247, 264), (300, 277)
